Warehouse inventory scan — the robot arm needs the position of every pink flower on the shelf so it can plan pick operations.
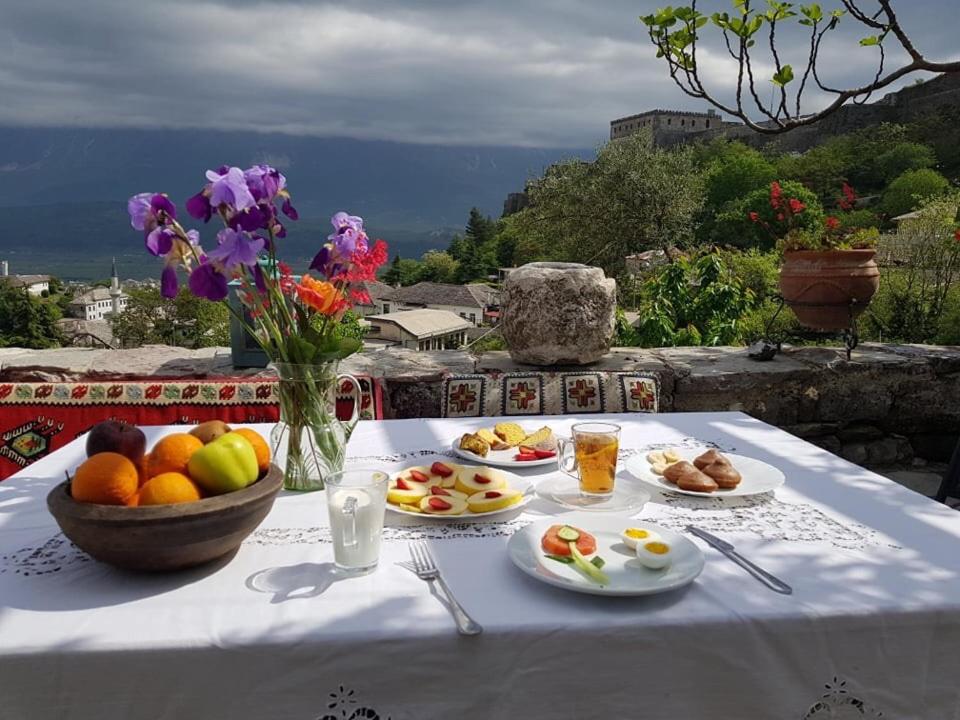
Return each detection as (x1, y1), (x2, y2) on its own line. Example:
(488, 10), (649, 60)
(826, 216), (841, 231)
(788, 198), (806, 215)
(748, 211), (760, 223)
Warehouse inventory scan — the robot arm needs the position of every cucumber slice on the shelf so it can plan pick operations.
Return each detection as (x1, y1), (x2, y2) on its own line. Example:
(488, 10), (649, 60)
(590, 556), (606, 570)
(569, 541), (610, 585)
(545, 554), (575, 565)
(557, 526), (580, 542)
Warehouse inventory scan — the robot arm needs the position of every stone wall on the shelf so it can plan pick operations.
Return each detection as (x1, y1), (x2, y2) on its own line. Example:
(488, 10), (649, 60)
(2, 343), (958, 468)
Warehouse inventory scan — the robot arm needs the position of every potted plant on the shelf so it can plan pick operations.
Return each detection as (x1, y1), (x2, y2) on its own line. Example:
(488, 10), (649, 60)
(750, 182), (880, 331)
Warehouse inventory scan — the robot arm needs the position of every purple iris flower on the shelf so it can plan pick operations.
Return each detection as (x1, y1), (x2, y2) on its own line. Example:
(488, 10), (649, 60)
(330, 211), (363, 235)
(275, 222), (287, 239)
(205, 167), (256, 212)
(186, 191), (213, 222)
(206, 228), (264, 272)
(229, 205), (267, 233)
(332, 227), (362, 256)
(309, 245), (331, 273)
(253, 263), (267, 293)
(185, 229), (201, 247)
(145, 228), (175, 257)
(243, 165), (286, 202)
(161, 266), (180, 299)
(189, 260), (229, 301)
(128, 193), (176, 234)
(282, 198), (299, 220)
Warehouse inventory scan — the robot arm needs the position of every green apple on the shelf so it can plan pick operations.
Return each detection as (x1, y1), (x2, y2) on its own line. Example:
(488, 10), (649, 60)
(187, 432), (259, 495)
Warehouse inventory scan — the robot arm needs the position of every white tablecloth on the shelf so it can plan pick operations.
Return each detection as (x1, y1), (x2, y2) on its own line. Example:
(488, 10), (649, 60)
(1, 413), (959, 720)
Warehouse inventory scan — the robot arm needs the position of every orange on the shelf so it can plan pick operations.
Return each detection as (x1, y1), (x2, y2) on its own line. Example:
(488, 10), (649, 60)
(146, 433), (203, 478)
(232, 428), (271, 473)
(139, 472), (202, 506)
(72, 452), (140, 505)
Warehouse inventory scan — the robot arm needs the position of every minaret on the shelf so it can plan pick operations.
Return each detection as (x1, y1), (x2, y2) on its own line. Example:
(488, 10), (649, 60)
(109, 257), (122, 315)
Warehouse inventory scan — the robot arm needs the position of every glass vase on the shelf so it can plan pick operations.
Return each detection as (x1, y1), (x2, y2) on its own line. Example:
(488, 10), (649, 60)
(269, 362), (362, 492)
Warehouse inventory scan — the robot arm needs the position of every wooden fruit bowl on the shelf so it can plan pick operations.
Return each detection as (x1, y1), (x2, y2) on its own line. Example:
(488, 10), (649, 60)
(47, 464), (284, 572)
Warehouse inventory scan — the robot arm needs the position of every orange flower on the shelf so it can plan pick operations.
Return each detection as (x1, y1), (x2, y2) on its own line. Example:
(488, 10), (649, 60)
(295, 274), (345, 316)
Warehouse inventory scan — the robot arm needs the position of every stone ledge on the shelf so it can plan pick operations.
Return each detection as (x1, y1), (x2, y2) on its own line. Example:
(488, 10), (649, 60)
(1, 343), (958, 463)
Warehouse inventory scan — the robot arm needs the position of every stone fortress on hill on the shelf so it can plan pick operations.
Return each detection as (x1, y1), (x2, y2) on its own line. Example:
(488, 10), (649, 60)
(610, 72), (960, 152)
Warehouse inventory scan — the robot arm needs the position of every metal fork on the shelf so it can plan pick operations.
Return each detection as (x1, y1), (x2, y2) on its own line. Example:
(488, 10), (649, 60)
(408, 541), (482, 636)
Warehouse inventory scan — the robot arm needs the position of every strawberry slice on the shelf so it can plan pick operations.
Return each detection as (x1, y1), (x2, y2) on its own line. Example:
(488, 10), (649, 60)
(430, 486), (451, 496)
(395, 477), (411, 490)
(430, 462), (454, 478)
(428, 497), (452, 511)
(409, 469), (430, 483)
(519, 445), (535, 455)
(515, 453), (538, 461)
(473, 473), (492, 484)
(533, 449), (557, 459)
(483, 491), (502, 499)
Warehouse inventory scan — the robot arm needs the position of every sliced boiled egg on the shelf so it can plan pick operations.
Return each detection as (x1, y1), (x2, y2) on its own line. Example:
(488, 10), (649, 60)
(620, 527), (661, 550)
(636, 540), (673, 570)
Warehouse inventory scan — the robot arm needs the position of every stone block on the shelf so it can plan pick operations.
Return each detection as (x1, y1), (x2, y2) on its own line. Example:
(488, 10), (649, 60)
(840, 442), (868, 465)
(865, 438), (899, 466)
(837, 423), (884, 442)
(500, 263), (616, 365)
(381, 378), (443, 420)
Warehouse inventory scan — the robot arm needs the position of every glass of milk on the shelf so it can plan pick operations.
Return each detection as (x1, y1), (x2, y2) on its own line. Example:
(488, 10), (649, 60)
(325, 468), (390, 574)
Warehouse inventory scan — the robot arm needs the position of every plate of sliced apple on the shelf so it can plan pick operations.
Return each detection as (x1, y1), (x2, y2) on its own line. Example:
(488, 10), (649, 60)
(385, 461), (533, 520)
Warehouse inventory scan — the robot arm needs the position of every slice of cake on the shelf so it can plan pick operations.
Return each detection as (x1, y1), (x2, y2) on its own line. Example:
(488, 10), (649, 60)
(475, 427), (510, 450)
(494, 422), (526, 448)
(520, 426), (556, 451)
(458, 433), (489, 457)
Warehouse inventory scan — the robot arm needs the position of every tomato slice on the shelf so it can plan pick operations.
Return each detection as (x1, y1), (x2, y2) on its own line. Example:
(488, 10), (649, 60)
(541, 525), (597, 556)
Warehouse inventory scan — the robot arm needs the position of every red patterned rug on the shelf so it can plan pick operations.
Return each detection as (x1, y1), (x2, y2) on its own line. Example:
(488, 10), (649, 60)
(0, 377), (381, 480)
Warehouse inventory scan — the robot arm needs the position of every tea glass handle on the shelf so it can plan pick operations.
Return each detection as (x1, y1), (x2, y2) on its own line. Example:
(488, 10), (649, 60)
(336, 372), (363, 437)
(342, 495), (358, 549)
(557, 436), (579, 480)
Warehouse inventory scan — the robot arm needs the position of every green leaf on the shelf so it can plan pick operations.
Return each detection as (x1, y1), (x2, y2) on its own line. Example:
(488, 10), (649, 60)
(771, 64), (794, 86)
(334, 336), (362, 360)
(830, 8), (845, 17)
(859, 35), (879, 46)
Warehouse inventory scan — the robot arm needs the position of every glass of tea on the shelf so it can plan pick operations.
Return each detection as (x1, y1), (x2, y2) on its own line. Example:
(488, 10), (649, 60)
(557, 422), (621, 497)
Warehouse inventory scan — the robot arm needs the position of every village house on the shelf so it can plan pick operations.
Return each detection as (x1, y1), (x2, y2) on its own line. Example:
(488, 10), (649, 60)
(383, 281), (498, 326)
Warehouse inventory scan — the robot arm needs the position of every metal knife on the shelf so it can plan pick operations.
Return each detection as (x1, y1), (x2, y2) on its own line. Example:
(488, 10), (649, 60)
(686, 525), (793, 595)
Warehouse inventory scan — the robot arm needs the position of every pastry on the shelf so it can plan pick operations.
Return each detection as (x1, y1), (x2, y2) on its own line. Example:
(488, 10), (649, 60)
(475, 427), (510, 450)
(458, 432), (489, 457)
(693, 449), (727, 470)
(677, 470), (719, 493)
(664, 461), (718, 493)
(662, 460), (695, 485)
(702, 462), (742, 489)
(646, 451), (666, 465)
(521, 426), (556, 450)
(494, 422), (526, 448)
(650, 462), (668, 476)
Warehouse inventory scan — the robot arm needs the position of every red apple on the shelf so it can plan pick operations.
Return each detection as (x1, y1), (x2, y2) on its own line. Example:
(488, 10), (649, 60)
(86, 421), (146, 467)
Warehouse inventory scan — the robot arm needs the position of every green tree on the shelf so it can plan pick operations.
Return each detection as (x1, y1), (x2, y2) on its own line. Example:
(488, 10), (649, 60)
(454, 208), (498, 282)
(0, 283), (63, 348)
(872, 142), (937, 184)
(713, 180), (824, 250)
(878, 168), (952, 218)
(110, 287), (229, 349)
(380, 254), (422, 286)
(418, 250), (459, 283)
(703, 146), (776, 212)
(513, 131), (703, 277)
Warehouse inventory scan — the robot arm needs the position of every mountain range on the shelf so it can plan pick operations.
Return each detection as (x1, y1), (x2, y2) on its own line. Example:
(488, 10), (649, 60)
(0, 127), (592, 280)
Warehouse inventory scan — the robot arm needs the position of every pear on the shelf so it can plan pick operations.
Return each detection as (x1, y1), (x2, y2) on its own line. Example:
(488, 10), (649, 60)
(189, 420), (233, 445)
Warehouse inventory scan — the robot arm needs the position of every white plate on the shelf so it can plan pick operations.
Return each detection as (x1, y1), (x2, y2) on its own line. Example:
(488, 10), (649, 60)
(451, 438), (557, 468)
(535, 474), (651, 513)
(625, 447), (786, 498)
(507, 513), (704, 596)
(386, 470), (534, 521)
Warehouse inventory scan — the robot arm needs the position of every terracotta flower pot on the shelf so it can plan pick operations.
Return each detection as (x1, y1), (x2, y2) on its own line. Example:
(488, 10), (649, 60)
(778, 249), (880, 331)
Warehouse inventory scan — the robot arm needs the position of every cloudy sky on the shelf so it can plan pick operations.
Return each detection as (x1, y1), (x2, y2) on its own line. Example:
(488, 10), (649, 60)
(0, 0), (956, 147)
